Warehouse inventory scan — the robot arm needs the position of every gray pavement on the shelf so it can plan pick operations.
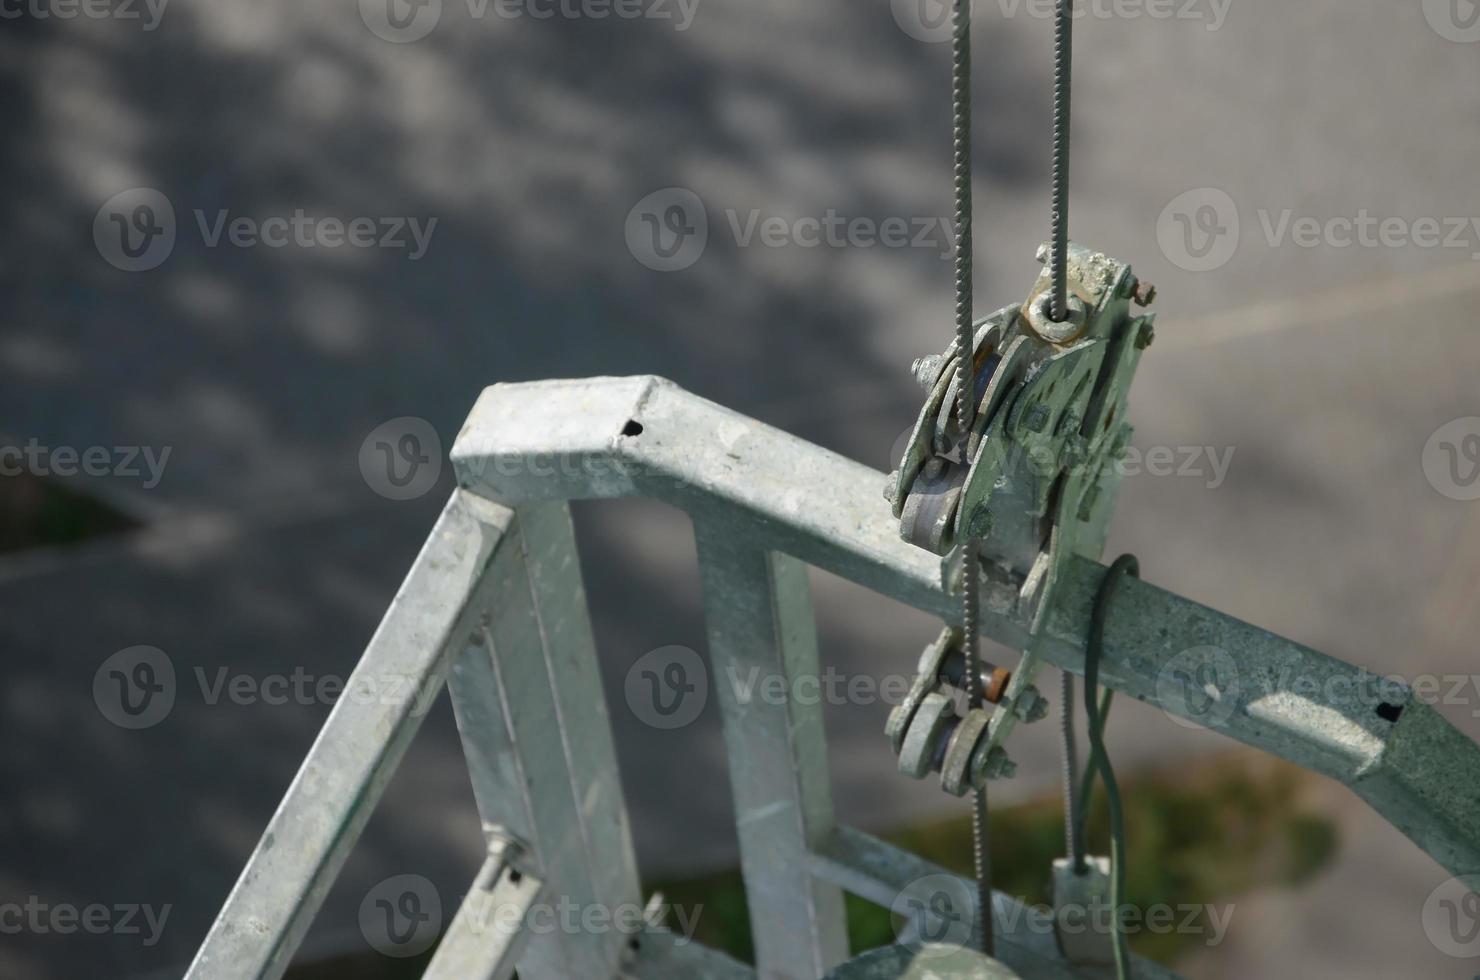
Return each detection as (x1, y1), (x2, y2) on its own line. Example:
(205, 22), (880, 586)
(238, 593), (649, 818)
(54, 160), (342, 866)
(3, 1), (1480, 977)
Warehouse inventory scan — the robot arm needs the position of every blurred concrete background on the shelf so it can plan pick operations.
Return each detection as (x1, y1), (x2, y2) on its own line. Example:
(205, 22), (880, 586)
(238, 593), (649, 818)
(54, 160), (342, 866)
(3, 0), (1480, 976)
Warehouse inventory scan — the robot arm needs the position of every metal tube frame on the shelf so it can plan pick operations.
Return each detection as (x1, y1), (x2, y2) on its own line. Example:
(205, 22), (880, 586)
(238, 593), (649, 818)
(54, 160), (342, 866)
(187, 375), (1480, 980)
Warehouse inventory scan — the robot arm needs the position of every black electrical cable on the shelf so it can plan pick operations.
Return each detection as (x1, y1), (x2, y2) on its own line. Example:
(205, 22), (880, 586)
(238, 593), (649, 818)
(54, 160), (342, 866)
(1079, 553), (1139, 980)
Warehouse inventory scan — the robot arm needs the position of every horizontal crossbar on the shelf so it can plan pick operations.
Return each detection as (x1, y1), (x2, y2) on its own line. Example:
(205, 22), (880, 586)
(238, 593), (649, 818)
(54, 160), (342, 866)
(452, 375), (1480, 882)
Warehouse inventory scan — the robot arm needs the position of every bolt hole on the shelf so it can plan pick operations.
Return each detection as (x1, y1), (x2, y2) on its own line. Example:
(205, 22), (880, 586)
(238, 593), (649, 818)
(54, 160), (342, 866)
(628, 937), (642, 952)
(1376, 702), (1404, 724)
(508, 869), (523, 883)
(621, 420), (644, 437)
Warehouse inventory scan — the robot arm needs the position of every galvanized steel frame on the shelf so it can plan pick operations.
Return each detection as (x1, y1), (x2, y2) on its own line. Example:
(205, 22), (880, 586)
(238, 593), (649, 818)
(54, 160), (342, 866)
(187, 375), (1480, 980)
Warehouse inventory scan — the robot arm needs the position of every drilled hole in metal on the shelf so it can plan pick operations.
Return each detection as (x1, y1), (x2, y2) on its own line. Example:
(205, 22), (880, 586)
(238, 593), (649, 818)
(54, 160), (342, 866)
(1376, 702), (1404, 724)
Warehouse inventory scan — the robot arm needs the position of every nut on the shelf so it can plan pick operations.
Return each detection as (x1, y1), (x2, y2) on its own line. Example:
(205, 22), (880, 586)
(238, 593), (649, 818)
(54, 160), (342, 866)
(912, 354), (944, 388)
(971, 746), (1017, 786)
(1024, 292), (1089, 345)
(1013, 685), (1049, 724)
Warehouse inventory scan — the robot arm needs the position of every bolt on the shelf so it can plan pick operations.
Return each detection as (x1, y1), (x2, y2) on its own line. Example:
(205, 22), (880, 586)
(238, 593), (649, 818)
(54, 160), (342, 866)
(912, 354), (943, 388)
(1132, 280), (1157, 307)
(1014, 685), (1049, 723)
(1024, 404), (1051, 434)
(883, 472), (899, 505)
(1135, 322), (1156, 350)
(973, 746), (1017, 785)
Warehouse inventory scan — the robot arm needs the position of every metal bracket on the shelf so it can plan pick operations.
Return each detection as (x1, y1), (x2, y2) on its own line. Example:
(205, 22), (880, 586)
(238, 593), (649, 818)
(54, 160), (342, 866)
(889, 243), (1156, 778)
(422, 828), (544, 980)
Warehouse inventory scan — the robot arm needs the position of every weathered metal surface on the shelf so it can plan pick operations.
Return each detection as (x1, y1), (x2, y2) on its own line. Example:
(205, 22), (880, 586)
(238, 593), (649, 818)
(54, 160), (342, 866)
(422, 837), (543, 980)
(446, 501), (641, 979)
(694, 526), (850, 979)
(1050, 857), (1113, 967)
(190, 374), (1480, 980)
(619, 926), (755, 980)
(823, 944), (1023, 979)
(808, 826), (1180, 980)
(185, 492), (516, 980)
(452, 375), (1480, 881)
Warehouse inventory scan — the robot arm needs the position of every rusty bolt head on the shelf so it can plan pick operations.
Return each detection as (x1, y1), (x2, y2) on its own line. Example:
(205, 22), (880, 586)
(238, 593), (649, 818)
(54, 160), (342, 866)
(1132, 280), (1157, 307)
(983, 666), (1012, 704)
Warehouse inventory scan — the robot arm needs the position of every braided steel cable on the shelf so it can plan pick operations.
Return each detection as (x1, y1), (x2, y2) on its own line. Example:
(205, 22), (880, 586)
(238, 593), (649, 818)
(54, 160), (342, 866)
(948, 0), (993, 955)
(1049, 0), (1073, 321)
